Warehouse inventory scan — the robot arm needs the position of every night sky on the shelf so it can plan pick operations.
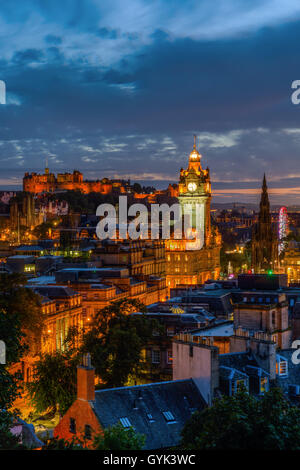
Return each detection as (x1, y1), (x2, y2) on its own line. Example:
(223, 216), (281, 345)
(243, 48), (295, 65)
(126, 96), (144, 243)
(1, 0), (300, 204)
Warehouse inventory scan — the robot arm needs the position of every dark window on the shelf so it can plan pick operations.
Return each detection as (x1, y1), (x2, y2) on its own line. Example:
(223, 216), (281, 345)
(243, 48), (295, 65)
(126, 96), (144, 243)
(272, 312), (276, 326)
(69, 418), (76, 434)
(151, 350), (160, 364)
(84, 424), (92, 440)
(189, 345), (193, 357)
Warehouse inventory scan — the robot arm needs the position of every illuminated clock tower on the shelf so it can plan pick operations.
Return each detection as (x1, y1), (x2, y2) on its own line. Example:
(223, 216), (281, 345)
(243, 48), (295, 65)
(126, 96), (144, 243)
(165, 137), (221, 289)
(178, 136), (212, 245)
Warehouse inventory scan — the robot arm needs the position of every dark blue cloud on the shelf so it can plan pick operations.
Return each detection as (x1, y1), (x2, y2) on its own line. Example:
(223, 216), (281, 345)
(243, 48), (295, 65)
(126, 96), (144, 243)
(12, 49), (44, 65)
(45, 34), (63, 45)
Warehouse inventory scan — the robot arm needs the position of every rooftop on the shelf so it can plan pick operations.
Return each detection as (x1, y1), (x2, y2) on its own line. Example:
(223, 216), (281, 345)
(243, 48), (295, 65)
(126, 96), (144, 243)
(93, 379), (206, 450)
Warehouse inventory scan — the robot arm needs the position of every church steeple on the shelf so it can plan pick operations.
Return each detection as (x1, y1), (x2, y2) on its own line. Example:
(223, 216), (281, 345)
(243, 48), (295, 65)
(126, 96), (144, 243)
(258, 173), (271, 225)
(251, 174), (278, 272)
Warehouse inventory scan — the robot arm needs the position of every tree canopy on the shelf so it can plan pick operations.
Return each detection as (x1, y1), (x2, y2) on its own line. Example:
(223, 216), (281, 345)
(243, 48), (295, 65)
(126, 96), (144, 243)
(181, 388), (300, 450)
(0, 278), (30, 449)
(81, 299), (159, 387)
(0, 273), (43, 355)
(94, 423), (145, 450)
(26, 350), (78, 416)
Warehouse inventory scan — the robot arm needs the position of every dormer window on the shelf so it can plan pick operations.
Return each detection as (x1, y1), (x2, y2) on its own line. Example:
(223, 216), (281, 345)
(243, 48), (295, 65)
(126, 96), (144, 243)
(232, 379), (247, 395)
(278, 362), (288, 375)
(276, 355), (288, 376)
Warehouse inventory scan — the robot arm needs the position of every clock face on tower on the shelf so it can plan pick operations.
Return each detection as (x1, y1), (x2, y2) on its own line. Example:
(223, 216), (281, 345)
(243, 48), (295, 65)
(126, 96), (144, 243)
(187, 182), (197, 193)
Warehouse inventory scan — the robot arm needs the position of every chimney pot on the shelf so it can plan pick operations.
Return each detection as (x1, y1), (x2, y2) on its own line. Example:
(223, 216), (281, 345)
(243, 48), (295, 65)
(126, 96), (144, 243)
(77, 353), (95, 401)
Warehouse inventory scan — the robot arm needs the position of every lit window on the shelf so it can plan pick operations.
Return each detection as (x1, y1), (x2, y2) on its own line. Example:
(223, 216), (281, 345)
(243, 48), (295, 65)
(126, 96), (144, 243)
(167, 350), (172, 364)
(260, 377), (269, 394)
(152, 350), (160, 364)
(120, 417), (131, 428)
(166, 327), (174, 336)
(232, 379), (246, 395)
(277, 361), (288, 376)
(162, 411), (176, 422)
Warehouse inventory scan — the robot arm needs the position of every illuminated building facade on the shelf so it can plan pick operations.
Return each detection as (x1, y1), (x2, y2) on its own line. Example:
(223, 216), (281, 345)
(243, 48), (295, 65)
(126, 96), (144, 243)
(282, 240), (300, 283)
(23, 167), (127, 194)
(278, 206), (288, 255)
(9, 193), (41, 230)
(166, 139), (221, 288)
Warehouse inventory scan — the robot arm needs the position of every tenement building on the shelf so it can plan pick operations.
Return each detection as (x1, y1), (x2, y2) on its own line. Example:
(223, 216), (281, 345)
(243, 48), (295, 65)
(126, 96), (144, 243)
(165, 139), (221, 288)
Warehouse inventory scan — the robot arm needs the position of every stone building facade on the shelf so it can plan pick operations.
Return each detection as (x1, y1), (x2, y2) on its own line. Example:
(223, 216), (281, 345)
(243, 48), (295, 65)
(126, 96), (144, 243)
(166, 139), (221, 288)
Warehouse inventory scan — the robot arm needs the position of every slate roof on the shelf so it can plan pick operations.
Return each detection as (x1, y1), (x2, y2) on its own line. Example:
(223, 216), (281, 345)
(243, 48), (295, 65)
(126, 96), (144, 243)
(219, 351), (262, 372)
(181, 291), (233, 318)
(15, 245), (43, 251)
(92, 379), (206, 450)
(31, 285), (78, 299)
(219, 366), (248, 381)
(11, 418), (44, 449)
(292, 302), (300, 318)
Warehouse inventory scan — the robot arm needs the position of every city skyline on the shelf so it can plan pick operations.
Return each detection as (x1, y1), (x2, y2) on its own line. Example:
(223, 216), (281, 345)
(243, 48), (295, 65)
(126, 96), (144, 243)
(1, 1), (300, 203)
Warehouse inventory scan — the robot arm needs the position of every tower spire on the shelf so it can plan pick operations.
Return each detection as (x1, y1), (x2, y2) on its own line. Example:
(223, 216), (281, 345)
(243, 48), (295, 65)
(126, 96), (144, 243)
(251, 173), (278, 272)
(262, 173), (267, 191)
(45, 156), (49, 176)
(193, 134), (196, 150)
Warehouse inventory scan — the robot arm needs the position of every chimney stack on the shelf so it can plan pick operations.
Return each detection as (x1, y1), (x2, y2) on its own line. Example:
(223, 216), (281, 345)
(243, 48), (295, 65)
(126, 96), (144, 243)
(77, 353), (95, 402)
